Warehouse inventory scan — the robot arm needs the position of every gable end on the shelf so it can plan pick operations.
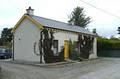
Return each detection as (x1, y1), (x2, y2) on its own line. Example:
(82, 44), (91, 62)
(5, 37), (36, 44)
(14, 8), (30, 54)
(11, 14), (44, 33)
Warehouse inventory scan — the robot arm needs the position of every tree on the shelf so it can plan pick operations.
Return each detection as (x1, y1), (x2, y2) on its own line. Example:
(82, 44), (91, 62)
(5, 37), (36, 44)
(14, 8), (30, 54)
(110, 35), (119, 41)
(68, 7), (91, 28)
(1, 28), (12, 42)
(0, 28), (12, 46)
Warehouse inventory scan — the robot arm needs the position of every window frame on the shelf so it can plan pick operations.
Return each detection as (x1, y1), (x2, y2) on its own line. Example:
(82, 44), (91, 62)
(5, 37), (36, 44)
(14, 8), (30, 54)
(53, 40), (58, 55)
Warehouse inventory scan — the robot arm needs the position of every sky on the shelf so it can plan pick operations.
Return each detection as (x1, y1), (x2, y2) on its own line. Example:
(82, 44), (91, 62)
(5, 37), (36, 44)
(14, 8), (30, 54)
(0, 0), (120, 38)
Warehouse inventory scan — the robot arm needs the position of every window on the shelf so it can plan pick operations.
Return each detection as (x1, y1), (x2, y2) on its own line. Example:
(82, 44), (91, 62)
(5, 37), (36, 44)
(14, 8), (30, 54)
(90, 42), (94, 54)
(76, 41), (80, 54)
(53, 40), (58, 55)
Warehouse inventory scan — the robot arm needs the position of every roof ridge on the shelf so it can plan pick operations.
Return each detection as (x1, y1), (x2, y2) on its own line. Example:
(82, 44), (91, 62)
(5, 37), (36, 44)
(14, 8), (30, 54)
(30, 15), (85, 29)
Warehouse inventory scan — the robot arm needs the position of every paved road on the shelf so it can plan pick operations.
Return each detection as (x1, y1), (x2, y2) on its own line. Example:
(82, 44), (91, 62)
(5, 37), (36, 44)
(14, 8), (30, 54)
(0, 58), (120, 79)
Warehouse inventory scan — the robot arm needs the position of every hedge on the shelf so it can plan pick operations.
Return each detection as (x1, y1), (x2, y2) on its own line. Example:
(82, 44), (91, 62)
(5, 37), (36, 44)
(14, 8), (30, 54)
(97, 37), (120, 51)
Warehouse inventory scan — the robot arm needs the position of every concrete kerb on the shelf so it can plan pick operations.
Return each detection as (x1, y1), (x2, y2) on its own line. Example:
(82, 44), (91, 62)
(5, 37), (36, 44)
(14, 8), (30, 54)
(35, 61), (82, 68)
(3, 57), (102, 68)
(35, 57), (102, 67)
(6, 60), (79, 68)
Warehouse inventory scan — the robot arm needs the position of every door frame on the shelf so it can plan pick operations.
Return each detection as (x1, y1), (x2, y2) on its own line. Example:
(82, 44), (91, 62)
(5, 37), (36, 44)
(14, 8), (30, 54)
(64, 40), (69, 59)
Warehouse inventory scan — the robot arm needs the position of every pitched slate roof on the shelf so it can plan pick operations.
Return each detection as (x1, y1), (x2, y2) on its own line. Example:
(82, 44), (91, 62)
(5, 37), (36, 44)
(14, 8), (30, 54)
(29, 15), (94, 36)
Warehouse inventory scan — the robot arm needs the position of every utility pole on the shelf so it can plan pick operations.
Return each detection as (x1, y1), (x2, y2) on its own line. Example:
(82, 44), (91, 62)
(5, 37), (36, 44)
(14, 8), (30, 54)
(118, 27), (120, 34)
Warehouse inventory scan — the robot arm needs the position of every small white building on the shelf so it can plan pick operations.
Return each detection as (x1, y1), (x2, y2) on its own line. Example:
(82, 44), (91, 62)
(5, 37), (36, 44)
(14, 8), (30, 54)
(11, 7), (97, 63)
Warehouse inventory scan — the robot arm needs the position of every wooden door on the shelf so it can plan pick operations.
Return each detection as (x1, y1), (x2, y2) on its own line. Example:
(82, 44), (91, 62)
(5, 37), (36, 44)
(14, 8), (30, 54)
(64, 40), (69, 59)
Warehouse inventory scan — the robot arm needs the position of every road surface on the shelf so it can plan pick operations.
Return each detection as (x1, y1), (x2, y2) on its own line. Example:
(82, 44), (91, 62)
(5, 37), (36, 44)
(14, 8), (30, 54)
(0, 58), (120, 79)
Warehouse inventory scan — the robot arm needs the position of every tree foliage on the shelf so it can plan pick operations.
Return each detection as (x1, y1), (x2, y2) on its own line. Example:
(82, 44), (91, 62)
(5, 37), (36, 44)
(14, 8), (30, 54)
(97, 37), (120, 51)
(69, 39), (79, 60)
(1, 28), (12, 42)
(68, 7), (91, 28)
(40, 29), (64, 63)
(78, 35), (94, 59)
(0, 28), (12, 46)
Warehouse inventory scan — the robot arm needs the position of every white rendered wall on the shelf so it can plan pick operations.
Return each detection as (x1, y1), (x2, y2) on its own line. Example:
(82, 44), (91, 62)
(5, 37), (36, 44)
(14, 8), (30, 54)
(53, 32), (78, 52)
(14, 18), (44, 62)
(89, 37), (97, 58)
(53, 32), (97, 58)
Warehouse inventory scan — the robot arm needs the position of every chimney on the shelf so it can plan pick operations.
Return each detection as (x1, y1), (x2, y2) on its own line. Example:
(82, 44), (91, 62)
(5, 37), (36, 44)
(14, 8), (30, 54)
(68, 20), (74, 25)
(26, 6), (34, 15)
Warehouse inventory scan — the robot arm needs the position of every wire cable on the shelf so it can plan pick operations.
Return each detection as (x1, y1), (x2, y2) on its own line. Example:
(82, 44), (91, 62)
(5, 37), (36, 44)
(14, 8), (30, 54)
(79, 0), (120, 18)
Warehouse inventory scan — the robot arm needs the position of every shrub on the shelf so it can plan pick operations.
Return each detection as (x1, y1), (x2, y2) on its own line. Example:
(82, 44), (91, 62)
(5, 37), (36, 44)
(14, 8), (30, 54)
(97, 37), (120, 51)
(69, 39), (79, 60)
(78, 57), (83, 61)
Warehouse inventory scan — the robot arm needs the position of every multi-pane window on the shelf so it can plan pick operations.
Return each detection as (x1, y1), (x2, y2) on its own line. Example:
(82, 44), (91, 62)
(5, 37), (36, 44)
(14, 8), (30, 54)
(76, 41), (80, 54)
(53, 40), (58, 55)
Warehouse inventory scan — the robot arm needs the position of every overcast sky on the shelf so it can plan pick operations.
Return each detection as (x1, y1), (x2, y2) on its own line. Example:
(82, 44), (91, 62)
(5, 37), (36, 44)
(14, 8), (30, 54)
(0, 0), (120, 38)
